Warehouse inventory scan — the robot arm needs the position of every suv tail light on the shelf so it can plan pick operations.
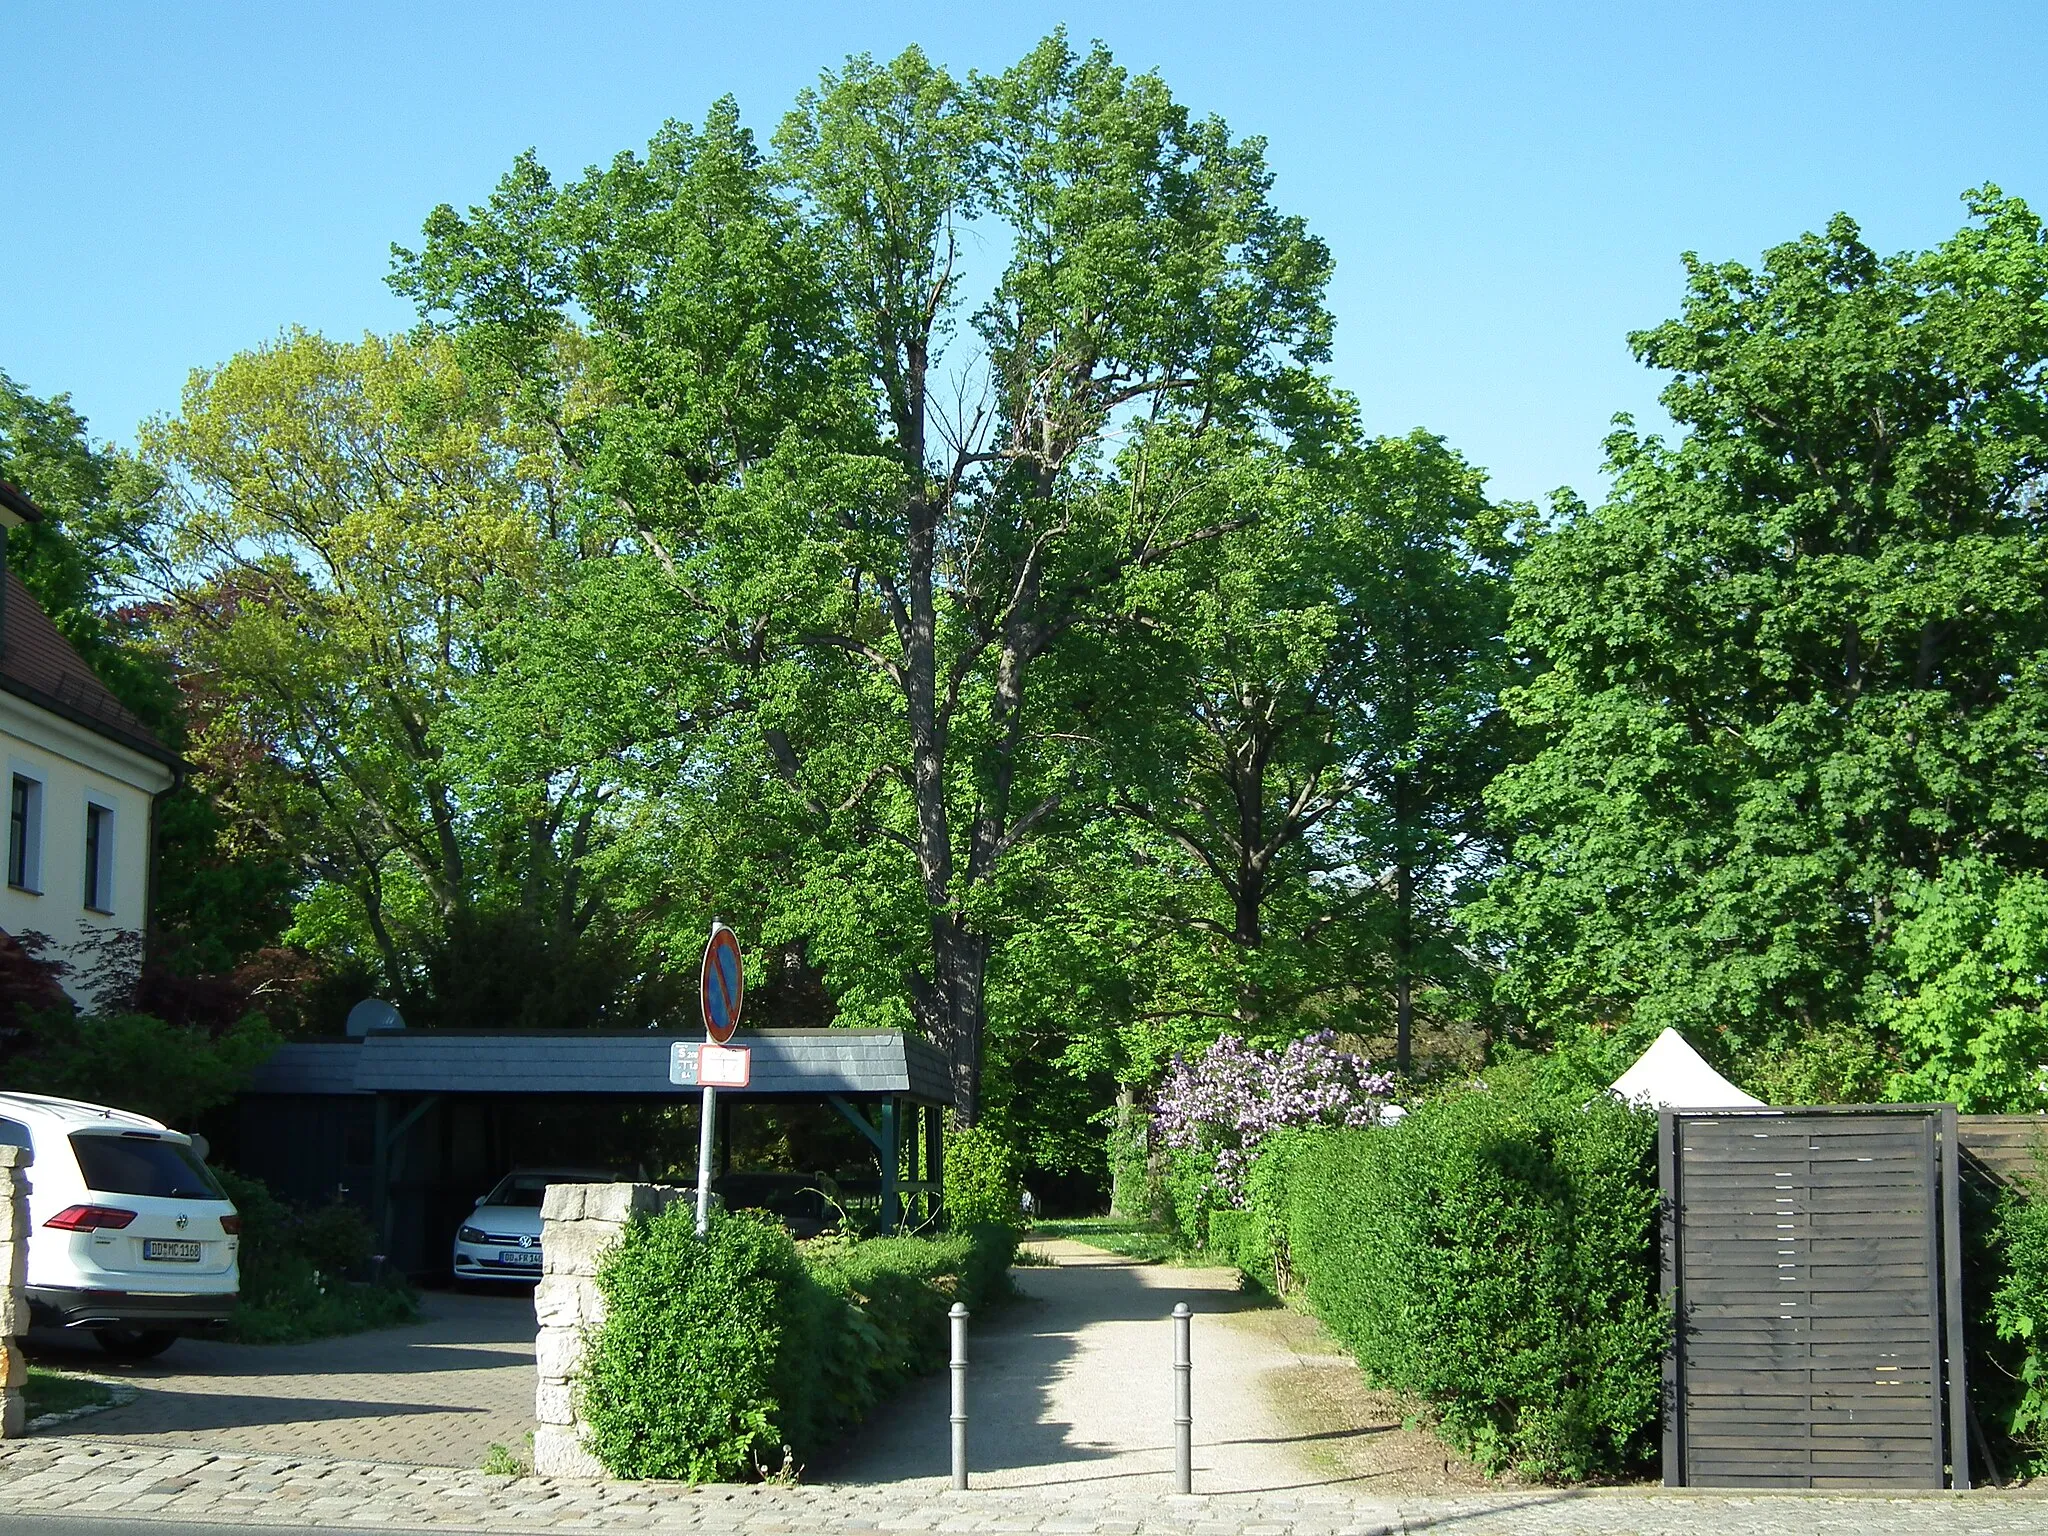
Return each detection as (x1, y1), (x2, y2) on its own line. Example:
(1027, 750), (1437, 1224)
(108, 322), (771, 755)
(45, 1205), (138, 1232)
(220, 1214), (241, 1235)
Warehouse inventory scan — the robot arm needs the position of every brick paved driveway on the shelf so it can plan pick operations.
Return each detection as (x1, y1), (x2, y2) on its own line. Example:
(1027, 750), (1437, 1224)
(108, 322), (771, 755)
(24, 1288), (535, 1468)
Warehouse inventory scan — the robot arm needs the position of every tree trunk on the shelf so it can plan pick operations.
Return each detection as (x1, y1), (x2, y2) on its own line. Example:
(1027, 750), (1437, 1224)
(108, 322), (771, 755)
(924, 912), (989, 1121)
(1394, 853), (1413, 1074)
(1233, 861), (1265, 1028)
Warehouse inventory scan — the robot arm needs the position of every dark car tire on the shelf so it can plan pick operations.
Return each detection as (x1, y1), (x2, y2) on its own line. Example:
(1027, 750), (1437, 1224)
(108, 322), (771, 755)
(94, 1327), (179, 1360)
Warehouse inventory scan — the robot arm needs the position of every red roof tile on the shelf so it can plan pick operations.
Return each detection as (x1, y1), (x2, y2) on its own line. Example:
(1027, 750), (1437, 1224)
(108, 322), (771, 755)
(0, 569), (175, 767)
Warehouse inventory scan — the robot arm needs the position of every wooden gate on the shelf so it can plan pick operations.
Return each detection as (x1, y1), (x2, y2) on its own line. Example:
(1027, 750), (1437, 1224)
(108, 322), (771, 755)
(1660, 1106), (1967, 1489)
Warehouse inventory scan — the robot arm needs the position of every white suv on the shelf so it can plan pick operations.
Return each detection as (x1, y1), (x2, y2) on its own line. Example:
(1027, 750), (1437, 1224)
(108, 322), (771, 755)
(0, 1092), (239, 1358)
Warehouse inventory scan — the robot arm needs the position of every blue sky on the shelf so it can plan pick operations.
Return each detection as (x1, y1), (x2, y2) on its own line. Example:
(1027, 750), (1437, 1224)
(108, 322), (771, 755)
(3, 2), (2042, 505)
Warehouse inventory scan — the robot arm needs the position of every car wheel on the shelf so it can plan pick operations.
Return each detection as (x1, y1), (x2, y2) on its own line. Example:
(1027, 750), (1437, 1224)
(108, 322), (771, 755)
(94, 1327), (179, 1360)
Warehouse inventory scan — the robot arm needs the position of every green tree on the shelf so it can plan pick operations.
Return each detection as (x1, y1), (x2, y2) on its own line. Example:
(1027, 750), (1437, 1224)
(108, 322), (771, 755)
(0, 369), (158, 671)
(1468, 190), (2048, 1102)
(393, 34), (1337, 1115)
(1102, 431), (1512, 1068)
(138, 329), (667, 1020)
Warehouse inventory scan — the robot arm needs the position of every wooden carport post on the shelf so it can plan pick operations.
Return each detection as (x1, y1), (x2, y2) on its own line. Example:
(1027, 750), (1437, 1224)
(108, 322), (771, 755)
(879, 1099), (901, 1233)
(825, 1094), (905, 1234)
(370, 1092), (440, 1267)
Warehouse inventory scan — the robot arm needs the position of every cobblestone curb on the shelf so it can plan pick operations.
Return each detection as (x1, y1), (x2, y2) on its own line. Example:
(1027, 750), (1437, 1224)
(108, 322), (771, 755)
(0, 1439), (2043, 1534)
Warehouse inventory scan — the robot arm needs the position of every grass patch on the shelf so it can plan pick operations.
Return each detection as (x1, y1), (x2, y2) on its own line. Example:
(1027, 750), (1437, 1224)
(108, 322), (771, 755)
(480, 1437), (531, 1477)
(25, 1367), (114, 1421)
(225, 1279), (420, 1344)
(1028, 1215), (1228, 1267)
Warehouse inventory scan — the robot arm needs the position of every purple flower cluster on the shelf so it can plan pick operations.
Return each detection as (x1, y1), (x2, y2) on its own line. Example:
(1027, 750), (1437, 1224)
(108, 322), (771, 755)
(1152, 1031), (1395, 1201)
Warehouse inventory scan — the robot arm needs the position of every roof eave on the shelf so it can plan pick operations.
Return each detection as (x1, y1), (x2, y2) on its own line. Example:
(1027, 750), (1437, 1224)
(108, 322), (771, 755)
(0, 673), (182, 772)
(0, 482), (46, 524)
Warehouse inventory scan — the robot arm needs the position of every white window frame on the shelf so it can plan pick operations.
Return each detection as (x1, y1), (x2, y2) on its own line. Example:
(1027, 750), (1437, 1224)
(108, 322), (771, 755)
(7, 763), (44, 895)
(83, 796), (116, 915)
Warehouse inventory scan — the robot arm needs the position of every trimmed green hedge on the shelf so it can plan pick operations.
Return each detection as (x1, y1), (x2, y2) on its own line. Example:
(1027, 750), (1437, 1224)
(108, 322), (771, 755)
(1230, 1066), (1666, 1482)
(580, 1208), (1016, 1481)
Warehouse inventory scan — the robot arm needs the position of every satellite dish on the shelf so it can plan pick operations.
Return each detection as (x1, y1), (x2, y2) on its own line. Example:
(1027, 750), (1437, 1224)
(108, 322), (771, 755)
(346, 999), (406, 1038)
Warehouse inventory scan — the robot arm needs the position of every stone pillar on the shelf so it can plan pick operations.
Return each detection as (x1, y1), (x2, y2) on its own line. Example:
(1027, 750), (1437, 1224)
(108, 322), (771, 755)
(532, 1181), (687, 1479)
(1, 1144), (31, 1438)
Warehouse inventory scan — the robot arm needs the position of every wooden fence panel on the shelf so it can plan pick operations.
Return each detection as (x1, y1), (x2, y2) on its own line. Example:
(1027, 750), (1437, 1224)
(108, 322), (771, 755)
(1957, 1115), (2047, 1190)
(1662, 1108), (1964, 1489)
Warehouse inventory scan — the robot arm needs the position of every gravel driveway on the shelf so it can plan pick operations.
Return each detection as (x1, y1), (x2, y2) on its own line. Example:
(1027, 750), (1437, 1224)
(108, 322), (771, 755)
(25, 1289), (535, 1468)
(821, 1238), (1406, 1493)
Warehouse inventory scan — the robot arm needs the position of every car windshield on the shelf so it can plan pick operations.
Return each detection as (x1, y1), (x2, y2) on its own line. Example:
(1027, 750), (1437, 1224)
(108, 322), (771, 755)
(484, 1173), (612, 1207)
(70, 1133), (223, 1200)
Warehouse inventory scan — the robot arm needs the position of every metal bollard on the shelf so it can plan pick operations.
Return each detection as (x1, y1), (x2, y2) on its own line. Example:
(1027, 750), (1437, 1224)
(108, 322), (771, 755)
(950, 1302), (970, 1490)
(1172, 1301), (1192, 1494)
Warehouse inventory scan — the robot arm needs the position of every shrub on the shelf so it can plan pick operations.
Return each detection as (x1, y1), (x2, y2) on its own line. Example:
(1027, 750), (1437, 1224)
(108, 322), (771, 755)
(943, 1119), (1022, 1229)
(582, 1209), (810, 1481)
(1991, 1182), (2048, 1465)
(1281, 1064), (1665, 1481)
(1154, 1031), (1391, 1199)
(215, 1168), (417, 1343)
(1216, 1127), (1310, 1292)
(1151, 1031), (1389, 1247)
(11, 1008), (278, 1129)
(1106, 1098), (1153, 1219)
(582, 1204), (1016, 1480)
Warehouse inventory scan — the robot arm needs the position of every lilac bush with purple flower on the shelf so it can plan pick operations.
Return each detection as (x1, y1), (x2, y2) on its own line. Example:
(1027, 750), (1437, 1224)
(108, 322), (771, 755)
(1153, 1031), (1395, 1205)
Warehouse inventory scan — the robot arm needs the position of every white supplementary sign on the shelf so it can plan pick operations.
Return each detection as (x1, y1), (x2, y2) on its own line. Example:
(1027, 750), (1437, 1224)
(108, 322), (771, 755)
(697, 1043), (752, 1089)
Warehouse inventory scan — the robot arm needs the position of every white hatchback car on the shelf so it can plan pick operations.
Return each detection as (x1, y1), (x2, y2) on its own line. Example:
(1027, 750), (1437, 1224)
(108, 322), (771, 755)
(452, 1168), (620, 1284)
(0, 1092), (240, 1358)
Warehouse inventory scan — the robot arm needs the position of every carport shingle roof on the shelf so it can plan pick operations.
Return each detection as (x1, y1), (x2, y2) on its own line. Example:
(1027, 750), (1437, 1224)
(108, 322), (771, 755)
(247, 1028), (952, 1103)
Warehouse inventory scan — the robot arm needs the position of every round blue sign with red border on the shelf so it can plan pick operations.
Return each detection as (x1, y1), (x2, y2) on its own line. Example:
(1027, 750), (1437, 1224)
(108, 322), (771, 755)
(701, 924), (744, 1044)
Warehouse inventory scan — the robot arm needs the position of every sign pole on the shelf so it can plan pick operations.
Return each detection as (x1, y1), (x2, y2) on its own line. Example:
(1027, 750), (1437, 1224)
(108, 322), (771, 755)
(688, 918), (745, 1239)
(695, 1083), (717, 1238)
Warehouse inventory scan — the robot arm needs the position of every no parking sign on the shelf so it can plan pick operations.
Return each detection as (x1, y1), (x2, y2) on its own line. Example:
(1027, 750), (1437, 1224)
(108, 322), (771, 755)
(701, 922), (744, 1044)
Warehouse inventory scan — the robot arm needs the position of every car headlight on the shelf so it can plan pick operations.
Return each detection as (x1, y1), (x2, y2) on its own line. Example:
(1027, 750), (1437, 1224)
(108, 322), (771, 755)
(458, 1226), (487, 1243)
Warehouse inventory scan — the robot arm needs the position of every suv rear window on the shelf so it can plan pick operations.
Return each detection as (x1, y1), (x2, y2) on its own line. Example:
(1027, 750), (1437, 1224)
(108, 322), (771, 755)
(69, 1134), (223, 1199)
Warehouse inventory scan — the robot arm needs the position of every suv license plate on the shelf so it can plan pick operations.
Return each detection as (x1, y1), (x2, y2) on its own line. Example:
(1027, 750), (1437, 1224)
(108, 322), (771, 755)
(499, 1248), (541, 1268)
(144, 1239), (202, 1262)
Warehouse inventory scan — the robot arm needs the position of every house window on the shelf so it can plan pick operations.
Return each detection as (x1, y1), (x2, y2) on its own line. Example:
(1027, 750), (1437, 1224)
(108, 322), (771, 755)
(84, 801), (114, 914)
(8, 773), (42, 893)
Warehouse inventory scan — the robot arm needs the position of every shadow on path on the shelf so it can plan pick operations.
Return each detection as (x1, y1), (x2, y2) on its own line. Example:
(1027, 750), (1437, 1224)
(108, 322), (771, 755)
(818, 1239), (1331, 1493)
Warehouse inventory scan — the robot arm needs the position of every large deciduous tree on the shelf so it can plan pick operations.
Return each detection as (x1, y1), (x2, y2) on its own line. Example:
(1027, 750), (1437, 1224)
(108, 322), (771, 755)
(1468, 190), (2048, 1105)
(392, 34), (1337, 1116)
(138, 329), (667, 1022)
(1101, 431), (1513, 1068)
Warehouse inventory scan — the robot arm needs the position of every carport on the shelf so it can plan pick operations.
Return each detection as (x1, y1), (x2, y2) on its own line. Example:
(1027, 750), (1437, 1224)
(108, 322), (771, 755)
(232, 1029), (952, 1275)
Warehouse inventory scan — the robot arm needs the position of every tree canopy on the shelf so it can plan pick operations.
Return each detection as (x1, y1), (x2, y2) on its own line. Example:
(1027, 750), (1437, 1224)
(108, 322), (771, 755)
(389, 34), (1351, 1115)
(1467, 189), (2048, 1107)
(14, 38), (2048, 1177)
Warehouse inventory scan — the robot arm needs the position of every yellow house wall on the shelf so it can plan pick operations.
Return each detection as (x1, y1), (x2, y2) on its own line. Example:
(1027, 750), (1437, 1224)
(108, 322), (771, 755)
(0, 692), (173, 1010)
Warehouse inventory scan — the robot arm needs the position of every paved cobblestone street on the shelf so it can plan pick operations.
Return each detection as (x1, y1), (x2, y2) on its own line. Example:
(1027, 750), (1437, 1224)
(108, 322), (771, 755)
(0, 1438), (2044, 1534)
(23, 1289), (535, 1468)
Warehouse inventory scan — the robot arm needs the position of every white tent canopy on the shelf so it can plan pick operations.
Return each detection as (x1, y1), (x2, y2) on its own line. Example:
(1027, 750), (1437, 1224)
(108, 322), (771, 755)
(1609, 1028), (1765, 1110)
